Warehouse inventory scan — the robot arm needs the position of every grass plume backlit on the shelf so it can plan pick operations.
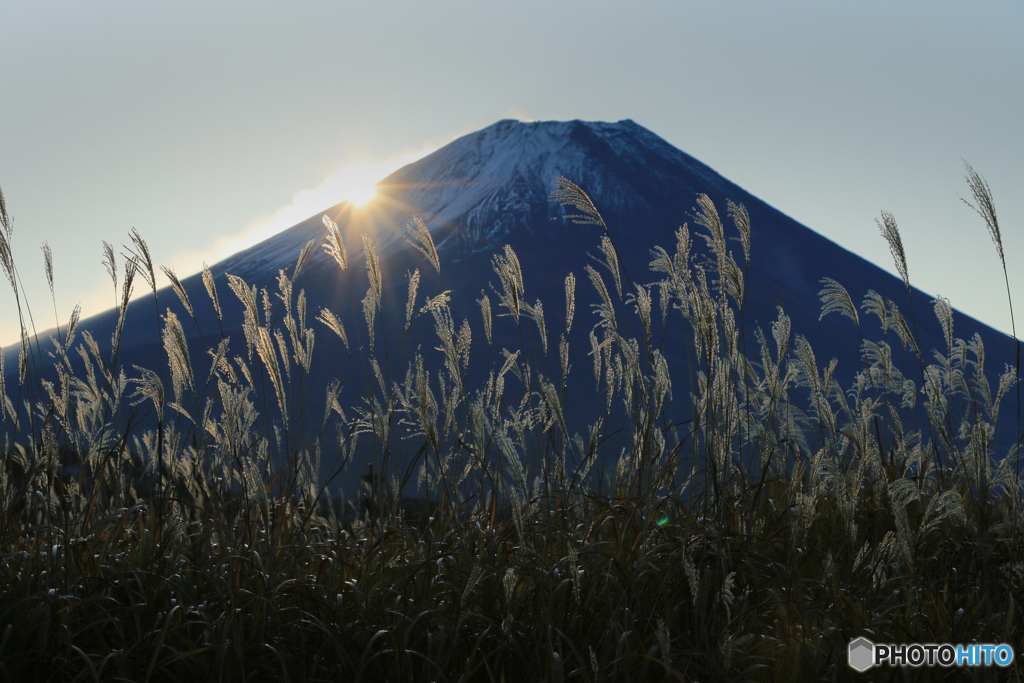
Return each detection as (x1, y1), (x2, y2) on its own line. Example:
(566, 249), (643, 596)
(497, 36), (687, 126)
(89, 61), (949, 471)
(0, 172), (1021, 681)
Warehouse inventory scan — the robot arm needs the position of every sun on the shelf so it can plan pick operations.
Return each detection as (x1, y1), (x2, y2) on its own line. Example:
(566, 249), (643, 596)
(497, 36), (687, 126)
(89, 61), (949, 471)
(193, 150), (434, 267)
(300, 148), (432, 213)
(343, 177), (378, 206)
(322, 162), (380, 207)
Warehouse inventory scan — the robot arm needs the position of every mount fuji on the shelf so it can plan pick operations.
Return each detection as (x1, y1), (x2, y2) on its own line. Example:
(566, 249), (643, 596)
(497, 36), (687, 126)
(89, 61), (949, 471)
(5, 119), (1016, 496)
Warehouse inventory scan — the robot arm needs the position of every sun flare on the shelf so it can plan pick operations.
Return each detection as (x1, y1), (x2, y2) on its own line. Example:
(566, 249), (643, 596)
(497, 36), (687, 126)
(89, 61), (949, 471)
(214, 152), (426, 257)
(284, 161), (381, 216)
(145, 147), (434, 300)
(345, 180), (378, 206)
(325, 162), (380, 207)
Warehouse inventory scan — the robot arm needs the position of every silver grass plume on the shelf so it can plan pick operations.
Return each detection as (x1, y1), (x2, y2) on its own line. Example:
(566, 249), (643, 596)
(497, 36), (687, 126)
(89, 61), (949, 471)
(605, 351), (619, 413)
(0, 184), (8, 234)
(922, 489), (966, 532)
(293, 238), (316, 279)
(887, 478), (920, 561)
(254, 325), (287, 430)
(530, 298), (547, 354)
(503, 567), (516, 604)
(649, 227), (691, 324)
(628, 285), (652, 339)
(861, 290), (888, 333)
(297, 288), (308, 337)
(207, 338), (233, 385)
(362, 289), (376, 348)
(322, 214), (347, 270)
(235, 355), (253, 389)
(113, 259), (137, 352)
(420, 291), (452, 318)
(694, 194), (743, 302)
(405, 268), (420, 328)
(227, 274), (259, 353)
(0, 238), (10, 291)
(560, 334), (570, 382)
(202, 263), (221, 321)
(994, 364), (1016, 414)
(499, 244), (524, 293)
(877, 211), (909, 290)
(564, 273), (576, 334)
(65, 304), (81, 351)
(652, 348), (672, 406)
(693, 194), (726, 263)
(275, 328), (291, 384)
(406, 217), (440, 275)
(819, 278), (859, 326)
(933, 296), (954, 357)
(276, 269), (294, 319)
(727, 200), (751, 266)
(961, 162), (1019, 486)
(550, 176), (607, 229)
(456, 319), (472, 370)
(497, 351), (521, 396)
(430, 299), (460, 389)
(362, 234), (382, 308)
(478, 293), (493, 345)
(163, 310), (194, 403)
(161, 266), (194, 319)
(771, 306), (792, 366)
(125, 228), (156, 293)
(42, 242), (54, 294)
(585, 264), (616, 333)
(597, 234), (622, 298)
(961, 162), (1003, 266)
(130, 364), (165, 411)
(649, 246), (675, 294)
(589, 329), (603, 384)
(18, 325), (27, 385)
(886, 298), (921, 357)
(491, 245), (524, 324)
(102, 241), (117, 291)
(0, 185), (11, 288)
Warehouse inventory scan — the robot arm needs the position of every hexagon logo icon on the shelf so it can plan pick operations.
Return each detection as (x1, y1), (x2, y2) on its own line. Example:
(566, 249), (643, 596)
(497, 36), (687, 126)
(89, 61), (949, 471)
(848, 637), (875, 672)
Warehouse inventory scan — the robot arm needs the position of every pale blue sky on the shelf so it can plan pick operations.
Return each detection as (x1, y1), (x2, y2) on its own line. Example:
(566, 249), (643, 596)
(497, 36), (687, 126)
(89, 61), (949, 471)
(0, 0), (1020, 346)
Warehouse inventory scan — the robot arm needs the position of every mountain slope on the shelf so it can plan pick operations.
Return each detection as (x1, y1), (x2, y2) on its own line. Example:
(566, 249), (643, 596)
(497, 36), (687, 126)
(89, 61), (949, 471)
(5, 119), (1017, 498)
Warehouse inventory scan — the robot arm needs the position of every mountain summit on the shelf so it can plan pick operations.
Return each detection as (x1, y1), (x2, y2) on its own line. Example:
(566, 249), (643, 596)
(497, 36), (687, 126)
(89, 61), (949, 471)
(221, 118), (930, 328)
(369, 118), (724, 254)
(218, 118), (731, 279)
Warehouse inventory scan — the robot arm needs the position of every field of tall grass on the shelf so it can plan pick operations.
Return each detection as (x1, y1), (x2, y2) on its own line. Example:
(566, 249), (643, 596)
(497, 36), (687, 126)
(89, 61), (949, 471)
(0, 170), (1021, 681)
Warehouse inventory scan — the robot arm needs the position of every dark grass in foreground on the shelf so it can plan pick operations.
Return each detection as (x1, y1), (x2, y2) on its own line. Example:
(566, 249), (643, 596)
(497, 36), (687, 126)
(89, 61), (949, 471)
(0, 173), (1022, 681)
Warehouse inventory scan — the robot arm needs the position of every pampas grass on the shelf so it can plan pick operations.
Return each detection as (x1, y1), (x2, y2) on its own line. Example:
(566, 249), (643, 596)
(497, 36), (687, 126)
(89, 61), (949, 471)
(0, 169), (1020, 682)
